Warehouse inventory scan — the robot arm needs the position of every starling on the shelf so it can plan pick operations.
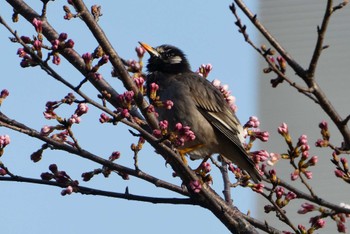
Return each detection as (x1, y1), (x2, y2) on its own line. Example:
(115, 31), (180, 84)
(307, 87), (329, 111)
(139, 42), (261, 182)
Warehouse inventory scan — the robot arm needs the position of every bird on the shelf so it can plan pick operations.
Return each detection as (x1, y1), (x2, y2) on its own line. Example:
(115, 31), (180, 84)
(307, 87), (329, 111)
(139, 42), (262, 182)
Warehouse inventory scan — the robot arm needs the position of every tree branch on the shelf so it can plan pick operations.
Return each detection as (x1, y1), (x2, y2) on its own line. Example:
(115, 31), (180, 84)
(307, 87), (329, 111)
(0, 175), (196, 205)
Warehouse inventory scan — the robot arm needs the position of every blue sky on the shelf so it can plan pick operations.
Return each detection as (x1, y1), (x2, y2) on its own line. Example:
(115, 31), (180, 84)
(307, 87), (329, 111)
(0, 1), (258, 233)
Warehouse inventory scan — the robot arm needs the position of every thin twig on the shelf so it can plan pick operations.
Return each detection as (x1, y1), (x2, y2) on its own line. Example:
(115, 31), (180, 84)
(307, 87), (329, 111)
(0, 175), (195, 205)
(307, 0), (333, 79)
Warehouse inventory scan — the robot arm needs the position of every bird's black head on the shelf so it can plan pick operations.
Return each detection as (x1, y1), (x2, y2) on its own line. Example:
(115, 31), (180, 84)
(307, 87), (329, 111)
(139, 42), (191, 74)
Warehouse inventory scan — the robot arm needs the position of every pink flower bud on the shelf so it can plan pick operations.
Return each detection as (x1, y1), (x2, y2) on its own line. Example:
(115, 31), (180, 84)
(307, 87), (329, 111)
(135, 46), (146, 58)
(335, 169), (345, 178)
(304, 171), (312, 179)
(82, 52), (92, 64)
(76, 103), (89, 116)
(33, 39), (42, 50)
(298, 203), (315, 214)
(65, 39), (75, 48)
(278, 122), (288, 135)
(319, 120), (328, 130)
(52, 54), (61, 65)
(58, 33), (68, 41)
(32, 18), (42, 33)
(252, 183), (264, 193)
(286, 191), (297, 201)
(152, 129), (162, 138)
(159, 120), (168, 130)
(291, 170), (299, 181)
(0, 89), (9, 99)
(17, 48), (27, 57)
(99, 113), (110, 123)
(163, 100), (174, 110)
(109, 151), (120, 161)
(189, 180), (202, 193)
(20, 36), (31, 44)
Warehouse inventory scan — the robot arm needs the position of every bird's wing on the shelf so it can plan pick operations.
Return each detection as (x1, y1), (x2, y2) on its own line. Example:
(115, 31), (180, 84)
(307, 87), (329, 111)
(181, 73), (246, 151)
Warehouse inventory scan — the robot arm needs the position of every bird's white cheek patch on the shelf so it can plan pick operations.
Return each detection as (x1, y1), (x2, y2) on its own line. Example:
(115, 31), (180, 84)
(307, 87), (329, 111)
(169, 56), (182, 64)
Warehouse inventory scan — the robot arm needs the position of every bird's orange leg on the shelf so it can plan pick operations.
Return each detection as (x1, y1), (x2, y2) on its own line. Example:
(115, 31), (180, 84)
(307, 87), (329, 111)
(177, 144), (204, 164)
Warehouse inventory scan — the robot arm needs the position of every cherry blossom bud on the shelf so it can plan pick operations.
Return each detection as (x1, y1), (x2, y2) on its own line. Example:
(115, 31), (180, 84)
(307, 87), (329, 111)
(134, 76), (145, 89)
(120, 109), (130, 118)
(269, 169), (277, 182)
(82, 172), (94, 181)
(335, 169), (344, 178)
(189, 180), (202, 193)
(311, 218), (326, 229)
(33, 39), (42, 50)
(51, 39), (60, 50)
(298, 134), (308, 146)
(30, 149), (43, 162)
(291, 170), (299, 181)
(40, 125), (52, 136)
(68, 114), (81, 124)
(337, 220), (346, 233)
(275, 186), (284, 199)
(159, 120), (168, 130)
(20, 36), (31, 44)
(298, 225), (306, 233)
(278, 122), (288, 135)
(49, 164), (58, 173)
(82, 52), (92, 65)
(76, 103), (89, 116)
(0, 168), (7, 176)
(315, 139), (328, 147)
(277, 56), (286, 71)
(94, 72), (102, 80)
(109, 151), (120, 161)
(319, 120), (328, 130)
(308, 156), (318, 166)
(0, 135), (11, 148)
(41, 172), (53, 180)
(341, 157), (348, 170)
(267, 153), (281, 166)
(174, 123), (183, 132)
(98, 55), (109, 66)
(285, 191), (297, 201)
(58, 33), (68, 41)
(244, 116), (260, 128)
(251, 150), (269, 163)
(211, 79), (221, 88)
(65, 39), (75, 48)
(99, 113), (110, 123)
(149, 83), (159, 100)
(303, 171), (312, 179)
(153, 129), (162, 138)
(52, 54), (61, 65)
(201, 162), (211, 173)
(163, 100), (174, 110)
(135, 46), (146, 58)
(17, 48), (27, 57)
(252, 183), (264, 193)
(298, 203), (315, 214)
(32, 18), (42, 33)
(0, 89), (9, 99)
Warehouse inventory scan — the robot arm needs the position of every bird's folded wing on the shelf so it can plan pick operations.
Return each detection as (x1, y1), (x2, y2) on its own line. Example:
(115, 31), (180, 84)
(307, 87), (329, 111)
(186, 76), (246, 152)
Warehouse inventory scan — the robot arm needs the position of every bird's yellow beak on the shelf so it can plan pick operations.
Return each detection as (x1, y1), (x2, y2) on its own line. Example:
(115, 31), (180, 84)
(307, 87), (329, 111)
(138, 42), (160, 57)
